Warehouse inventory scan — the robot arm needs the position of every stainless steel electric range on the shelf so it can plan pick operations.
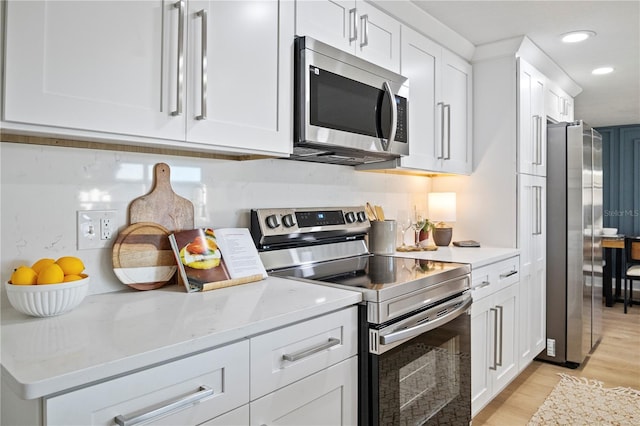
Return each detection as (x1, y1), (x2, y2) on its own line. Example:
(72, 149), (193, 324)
(251, 206), (472, 426)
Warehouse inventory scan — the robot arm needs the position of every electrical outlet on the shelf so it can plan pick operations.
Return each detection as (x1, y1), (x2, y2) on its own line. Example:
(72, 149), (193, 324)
(546, 338), (556, 357)
(77, 210), (117, 250)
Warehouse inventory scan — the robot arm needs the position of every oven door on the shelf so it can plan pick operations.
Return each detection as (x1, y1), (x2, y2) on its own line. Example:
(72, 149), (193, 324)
(361, 293), (472, 426)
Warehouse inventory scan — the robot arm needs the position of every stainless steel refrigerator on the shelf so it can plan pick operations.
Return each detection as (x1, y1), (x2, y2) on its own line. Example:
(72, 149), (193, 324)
(538, 121), (603, 367)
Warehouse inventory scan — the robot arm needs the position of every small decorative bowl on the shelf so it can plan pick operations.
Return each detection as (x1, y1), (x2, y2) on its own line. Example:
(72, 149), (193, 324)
(601, 228), (618, 236)
(5, 276), (89, 317)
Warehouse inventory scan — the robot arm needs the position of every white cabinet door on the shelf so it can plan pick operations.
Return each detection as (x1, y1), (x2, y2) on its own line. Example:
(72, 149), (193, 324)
(517, 174), (547, 370)
(491, 283), (519, 392)
(295, 0), (400, 73)
(355, 1), (401, 73)
(440, 48), (473, 174)
(470, 294), (493, 416)
(250, 356), (358, 426)
(200, 405), (249, 426)
(546, 83), (574, 123)
(186, 0), (293, 155)
(397, 26), (440, 171)
(396, 28), (471, 174)
(3, 0), (184, 141)
(518, 58), (546, 176)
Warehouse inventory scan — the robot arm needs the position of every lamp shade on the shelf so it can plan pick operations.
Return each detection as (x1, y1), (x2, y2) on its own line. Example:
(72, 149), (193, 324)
(428, 192), (456, 223)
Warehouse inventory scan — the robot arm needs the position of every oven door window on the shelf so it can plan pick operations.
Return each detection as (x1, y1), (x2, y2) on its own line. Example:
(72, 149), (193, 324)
(371, 313), (470, 425)
(309, 67), (406, 142)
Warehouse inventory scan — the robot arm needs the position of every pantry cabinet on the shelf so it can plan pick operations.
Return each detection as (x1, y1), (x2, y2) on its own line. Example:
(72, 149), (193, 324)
(518, 58), (547, 176)
(295, 0), (401, 73)
(517, 174), (547, 370)
(470, 256), (520, 417)
(2, 0), (293, 156)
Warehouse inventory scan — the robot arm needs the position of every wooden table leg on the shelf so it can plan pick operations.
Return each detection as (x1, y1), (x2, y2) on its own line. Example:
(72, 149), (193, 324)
(604, 247), (614, 307)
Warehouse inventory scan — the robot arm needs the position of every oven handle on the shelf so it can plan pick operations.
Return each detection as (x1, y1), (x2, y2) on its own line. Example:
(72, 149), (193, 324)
(379, 293), (472, 346)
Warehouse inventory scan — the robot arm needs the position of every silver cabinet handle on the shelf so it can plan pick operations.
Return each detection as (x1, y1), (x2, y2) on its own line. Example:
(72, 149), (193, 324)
(382, 81), (397, 151)
(171, 1), (185, 116)
(437, 102), (445, 159)
(473, 280), (491, 290)
(444, 103), (451, 159)
(532, 185), (542, 235)
(282, 337), (341, 362)
(195, 9), (207, 120)
(532, 115), (543, 165)
(489, 307), (498, 370)
(349, 8), (357, 42)
(496, 305), (504, 367)
(500, 270), (517, 279)
(114, 385), (213, 426)
(360, 14), (369, 47)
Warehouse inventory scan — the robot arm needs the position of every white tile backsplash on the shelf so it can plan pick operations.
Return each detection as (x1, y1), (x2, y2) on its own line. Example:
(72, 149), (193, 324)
(1, 142), (431, 294)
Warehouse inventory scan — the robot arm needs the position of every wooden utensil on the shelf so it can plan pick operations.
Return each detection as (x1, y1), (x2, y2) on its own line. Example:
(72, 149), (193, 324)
(374, 205), (385, 221)
(112, 222), (177, 290)
(129, 163), (194, 231)
(365, 203), (378, 221)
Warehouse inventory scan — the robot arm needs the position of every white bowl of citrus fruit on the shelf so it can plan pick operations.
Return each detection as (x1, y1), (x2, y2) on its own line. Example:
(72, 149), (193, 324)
(6, 256), (89, 317)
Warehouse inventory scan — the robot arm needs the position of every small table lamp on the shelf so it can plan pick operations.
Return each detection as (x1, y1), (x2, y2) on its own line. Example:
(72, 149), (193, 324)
(428, 192), (456, 246)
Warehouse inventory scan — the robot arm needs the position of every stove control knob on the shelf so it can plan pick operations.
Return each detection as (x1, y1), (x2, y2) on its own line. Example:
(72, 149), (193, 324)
(357, 211), (367, 222)
(345, 211), (356, 223)
(265, 214), (281, 229)
(282, 214), (296, 228)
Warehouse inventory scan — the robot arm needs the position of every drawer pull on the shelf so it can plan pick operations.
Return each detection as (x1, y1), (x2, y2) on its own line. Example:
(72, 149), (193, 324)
(114, 385), (213, 426)
(473, 280), (491, 290)
(500, 270), (517, 279)
(282, 337), (341, 362)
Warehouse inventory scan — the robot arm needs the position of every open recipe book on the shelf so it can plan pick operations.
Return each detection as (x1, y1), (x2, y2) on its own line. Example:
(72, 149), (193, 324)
(168, 228), (267, 292)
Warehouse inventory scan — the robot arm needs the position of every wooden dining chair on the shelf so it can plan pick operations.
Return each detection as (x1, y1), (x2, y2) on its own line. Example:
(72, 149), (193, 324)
(623, 236), (640, 314)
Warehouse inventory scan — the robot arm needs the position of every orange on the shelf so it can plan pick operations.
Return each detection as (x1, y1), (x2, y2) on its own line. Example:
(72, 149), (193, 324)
(10, 266), (38, 285)
(37, 264), (65, 285)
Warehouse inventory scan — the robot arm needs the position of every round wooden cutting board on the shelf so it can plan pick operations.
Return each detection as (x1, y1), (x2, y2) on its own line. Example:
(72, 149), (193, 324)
(112, 222), (177, 290)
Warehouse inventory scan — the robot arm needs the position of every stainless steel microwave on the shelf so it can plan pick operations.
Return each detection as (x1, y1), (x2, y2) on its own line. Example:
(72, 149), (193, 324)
(293, 36), (409, 165)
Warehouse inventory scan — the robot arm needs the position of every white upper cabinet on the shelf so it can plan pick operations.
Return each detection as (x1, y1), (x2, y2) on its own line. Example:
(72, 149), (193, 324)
(518, 58), (547, 176)
(295, 0), (401, 73)
(394, 26), (472, 174)
(3, 1), (184, 141)
(546, 82), (574, 123)
(185, 0), (293, 155)
(3, 0), (293, 157)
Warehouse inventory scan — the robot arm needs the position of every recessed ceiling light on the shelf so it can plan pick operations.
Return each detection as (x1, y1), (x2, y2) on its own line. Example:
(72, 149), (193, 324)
(592, 67), (614, 75)
(561, 30), (596, 43)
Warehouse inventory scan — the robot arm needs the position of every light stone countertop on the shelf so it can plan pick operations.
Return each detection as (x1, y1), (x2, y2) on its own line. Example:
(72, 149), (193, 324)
(0, 277), (362, 400)
(393, 246), (520, 269)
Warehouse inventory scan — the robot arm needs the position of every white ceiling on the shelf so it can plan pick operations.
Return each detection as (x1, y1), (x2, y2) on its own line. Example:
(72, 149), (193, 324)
(410, 0), (640, 128)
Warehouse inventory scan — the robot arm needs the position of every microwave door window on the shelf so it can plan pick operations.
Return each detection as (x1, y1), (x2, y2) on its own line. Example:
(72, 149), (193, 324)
(310, 68), (380, 137)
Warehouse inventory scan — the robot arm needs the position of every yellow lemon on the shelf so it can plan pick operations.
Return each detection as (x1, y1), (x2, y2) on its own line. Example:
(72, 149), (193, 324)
(37, 264), (65, 285)
(31, 258), (55, 274)
(55, 256), (85, 275)
(63, 274), (84, 282)
(10, 266), (38, 285)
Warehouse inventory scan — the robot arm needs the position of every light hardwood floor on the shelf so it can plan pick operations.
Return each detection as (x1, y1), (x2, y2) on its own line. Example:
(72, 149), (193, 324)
(473, 300), (640, 425)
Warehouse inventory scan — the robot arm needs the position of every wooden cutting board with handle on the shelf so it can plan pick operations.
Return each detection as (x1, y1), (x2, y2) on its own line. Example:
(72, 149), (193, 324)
(129, 163), (195, 231)
(112, 222), (178, 291)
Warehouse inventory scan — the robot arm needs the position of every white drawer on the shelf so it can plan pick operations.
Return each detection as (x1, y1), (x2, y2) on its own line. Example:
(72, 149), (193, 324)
(471, 256), (520, 301)
(45, 340), (249, 426)
(250, 306), (358, 400)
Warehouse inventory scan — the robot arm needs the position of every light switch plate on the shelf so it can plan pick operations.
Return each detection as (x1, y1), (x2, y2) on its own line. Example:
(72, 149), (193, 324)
(77, 210), (117, 249)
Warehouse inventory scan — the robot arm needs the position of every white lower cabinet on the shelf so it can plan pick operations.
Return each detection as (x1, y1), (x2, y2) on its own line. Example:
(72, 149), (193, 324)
(470, 256), (520, 417)
(250, 357), (357, 426)
(5, 306), (358, 426)
(45, 340), (250, 426)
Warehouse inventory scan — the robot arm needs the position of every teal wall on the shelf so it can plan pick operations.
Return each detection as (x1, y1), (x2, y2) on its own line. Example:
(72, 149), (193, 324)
(597, 124), (640, 237)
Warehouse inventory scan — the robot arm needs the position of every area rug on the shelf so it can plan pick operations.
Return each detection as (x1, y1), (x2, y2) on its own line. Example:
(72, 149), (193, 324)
(528, 373), (640, 425)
